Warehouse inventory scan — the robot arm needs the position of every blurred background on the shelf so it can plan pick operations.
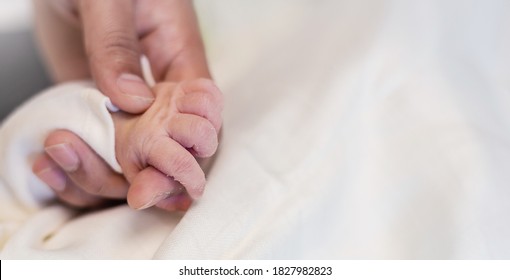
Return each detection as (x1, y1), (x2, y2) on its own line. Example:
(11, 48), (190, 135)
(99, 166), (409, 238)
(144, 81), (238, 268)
(0, 0), (51, 120)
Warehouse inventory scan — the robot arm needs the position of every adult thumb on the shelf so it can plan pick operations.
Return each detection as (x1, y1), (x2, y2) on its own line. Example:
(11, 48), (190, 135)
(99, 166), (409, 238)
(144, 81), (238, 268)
(79, 0), (153, 113)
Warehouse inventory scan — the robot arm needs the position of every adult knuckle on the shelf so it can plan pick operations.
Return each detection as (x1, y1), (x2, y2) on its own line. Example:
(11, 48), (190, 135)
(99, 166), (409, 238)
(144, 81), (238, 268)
(102, 30), (137, 53)
(87, 30), (139, 65)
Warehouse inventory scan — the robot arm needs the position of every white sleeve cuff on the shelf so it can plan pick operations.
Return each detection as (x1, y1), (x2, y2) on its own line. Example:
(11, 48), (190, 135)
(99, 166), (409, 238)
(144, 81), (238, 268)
(0, 81), (121, 209)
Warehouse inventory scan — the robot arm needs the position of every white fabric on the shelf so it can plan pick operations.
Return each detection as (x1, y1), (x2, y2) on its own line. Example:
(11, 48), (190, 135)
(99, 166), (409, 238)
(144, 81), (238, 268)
(2, 0), (510, 259)
(0, 82), (180, 259)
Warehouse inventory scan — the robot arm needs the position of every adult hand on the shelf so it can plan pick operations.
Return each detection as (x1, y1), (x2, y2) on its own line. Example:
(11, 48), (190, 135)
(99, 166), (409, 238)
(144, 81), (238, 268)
(32, 0), (212, 210)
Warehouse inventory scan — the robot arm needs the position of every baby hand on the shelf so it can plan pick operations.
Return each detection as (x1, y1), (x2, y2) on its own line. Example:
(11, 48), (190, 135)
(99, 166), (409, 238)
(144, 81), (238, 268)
(112, 79), (223, 210)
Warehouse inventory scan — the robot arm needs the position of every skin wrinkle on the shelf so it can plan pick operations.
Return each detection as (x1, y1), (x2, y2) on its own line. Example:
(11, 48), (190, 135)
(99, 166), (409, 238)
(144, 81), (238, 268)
(81, 1), (137, 56)
(90, 180), (108, 197)
(114, 82), (208, 190)
(91, 37), (140, 69)
(32, 0), (214, 210)
(190, 116), (217, 157)
(178, 93), (221, 132)
(158, 142), (195, 185)
(113, 80), (219, 202)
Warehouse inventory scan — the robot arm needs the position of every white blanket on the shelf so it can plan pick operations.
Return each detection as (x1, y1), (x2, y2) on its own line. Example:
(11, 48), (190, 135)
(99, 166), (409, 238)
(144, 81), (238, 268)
(1, 0), (510, 259)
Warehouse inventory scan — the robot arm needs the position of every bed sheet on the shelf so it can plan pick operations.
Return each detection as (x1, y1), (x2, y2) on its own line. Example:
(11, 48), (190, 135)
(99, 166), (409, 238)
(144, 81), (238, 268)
(1, 0), (510, 259)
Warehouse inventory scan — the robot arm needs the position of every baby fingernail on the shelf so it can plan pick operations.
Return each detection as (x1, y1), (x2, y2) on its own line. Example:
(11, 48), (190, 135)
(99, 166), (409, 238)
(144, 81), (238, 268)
(36, 168), (67, 192)
(136, 192), (172, 210)
(188, 184), (205, 200)
(45, 143), (80, 172)
(117, 73), (154, 104)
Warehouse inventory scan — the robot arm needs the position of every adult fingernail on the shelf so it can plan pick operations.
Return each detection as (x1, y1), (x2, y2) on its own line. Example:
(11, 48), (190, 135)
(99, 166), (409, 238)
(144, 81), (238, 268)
(36, 168), (67, 192)
(45, 143), (80, 172)
(117, 73), (154, 104)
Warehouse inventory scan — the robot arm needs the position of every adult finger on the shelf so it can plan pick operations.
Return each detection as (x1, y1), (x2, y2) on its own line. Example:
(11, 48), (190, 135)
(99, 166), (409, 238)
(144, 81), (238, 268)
(43, 130), (129, 199)
(79, 0), (154, 113)
(137, 0), (211, 81)
(33, 153), (105, 208)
